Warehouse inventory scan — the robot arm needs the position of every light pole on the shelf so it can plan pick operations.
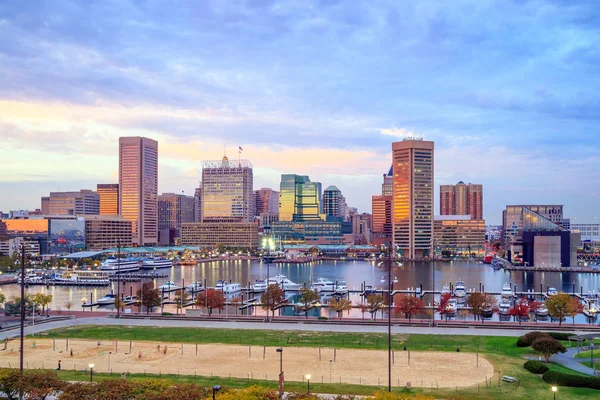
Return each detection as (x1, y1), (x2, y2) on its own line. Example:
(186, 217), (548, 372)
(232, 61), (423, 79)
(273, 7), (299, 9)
(116, 240), (122, 318)
(212, 385), (221, 400)
(552, 385), (557, 400)
(329, 359), (333, 383)
(305, 374), (311, 393)
(378, 243), (401, 393)
(108, 352), (111, 373)
(89, 363), (94, 382)
(19, 243), (28, 379)
(276, 348), (283, 400)
(262, 236), (276, 322)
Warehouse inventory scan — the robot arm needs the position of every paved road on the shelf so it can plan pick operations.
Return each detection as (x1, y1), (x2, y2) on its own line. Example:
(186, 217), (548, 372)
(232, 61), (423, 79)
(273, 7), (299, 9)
(552, 346), (600, 376)
(0, 316), (594, 340)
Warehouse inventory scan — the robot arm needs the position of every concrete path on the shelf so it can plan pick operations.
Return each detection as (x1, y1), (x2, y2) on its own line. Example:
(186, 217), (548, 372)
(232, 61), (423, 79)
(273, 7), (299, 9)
(551, 346), (599, 376)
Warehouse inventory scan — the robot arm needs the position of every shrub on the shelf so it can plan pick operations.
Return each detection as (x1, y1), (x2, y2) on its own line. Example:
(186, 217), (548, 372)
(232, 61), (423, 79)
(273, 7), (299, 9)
(542, 371), (600, 390)
(531, 337), (567, 362)
(524, 360), (549, 374)
(545, 332), (574, 341)
(516, 331), (550, 347)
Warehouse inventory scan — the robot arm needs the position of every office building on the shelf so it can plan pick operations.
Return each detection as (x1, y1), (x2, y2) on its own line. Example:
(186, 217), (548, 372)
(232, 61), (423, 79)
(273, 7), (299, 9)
(255, 188), (279, 216)
(201, 157), (254, 222)
(382, 166), (393, 196)
(258, 212), (279, 229)
(45, 190), (100, 215)
(41, 197), (50, 214)
(392, 138), (434, 258)
(434, 216), (485, 255)
(271, 221), (342, 244)
(158, 193), (195, 244)
(0, 238), (40, 257)
(502, 205), (564, 244)
(48, 218), (86, 253)
(440, 182), (483, 220)
(180, 222), (259, 249)
(119, 136), (158, 245)
(194, 186), (202, 222)
(83, 215), (133, 251)
(352, 213), (372, 245)
(97, 184), (119, 215)
(323, 186), (346, 219)
(279, 174), (323, 222)
(372, 168), (393, 246)
(0, 221), (6, 237)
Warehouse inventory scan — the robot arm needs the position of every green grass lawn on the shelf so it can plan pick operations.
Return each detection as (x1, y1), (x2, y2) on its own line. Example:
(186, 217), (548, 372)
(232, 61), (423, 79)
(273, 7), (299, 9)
(35, 325), (598, 399)
(574, 349), (600, 359)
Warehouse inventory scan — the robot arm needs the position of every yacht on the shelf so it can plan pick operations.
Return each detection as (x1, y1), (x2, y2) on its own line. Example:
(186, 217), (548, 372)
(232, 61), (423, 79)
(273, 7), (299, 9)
(363, 285), (378, 296)
(53, 270), (110, 286)
(215, 280), (242, 294)
(158, 281), (180, 291)
(97, 293), (117, 306)
(310, 278), (347, 292)
(253, 275), (303, 292)
(454, 279), (466, 300)
(141, 257), (173, 270)
(499, 299), (511, 315)
(535, 303), (548, 317)
(481, 304), (494, 318)
(441, 284), (451, 296)
(446, 298), (458, 315)
(547, 287), (559, 296)
(501, 283), (514, 299)
(100, 258), (140, 273)
(186, 281), (204, 292)
(583, 299), (598, 318)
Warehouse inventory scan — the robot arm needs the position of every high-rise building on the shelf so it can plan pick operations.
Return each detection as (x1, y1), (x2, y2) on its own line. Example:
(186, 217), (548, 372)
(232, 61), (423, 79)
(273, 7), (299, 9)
(323, 185), (346, 219)
(46, 190), (100, 215)
(201, 157), (254, 222)
(279, 174), (323, 222)
(158, 193), (195, 238)
(180, 221), (259, 249)
(255, 188), (279, 216)
(194, 186), (202, 222)
(41, 197), (50, 214)
(382, 166), (393, 197)
(439, 182), (483, 220)
(119, 136), (158, 245)
(97, 184), (119, 215)
(434, 215), (485, 255)
(372, 168), (393, 246)
(83, 215), (133, 251)
(392, 139), (434, 259)
(352, 213), (372, 245)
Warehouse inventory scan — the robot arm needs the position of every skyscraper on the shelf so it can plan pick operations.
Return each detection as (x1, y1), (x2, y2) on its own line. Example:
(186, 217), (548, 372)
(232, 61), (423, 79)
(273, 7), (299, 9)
(97, 184), (119, 215)
(279, 174), (322, 222)
(323, 185), (346, 219)
(439, 182), (483, 220)
(392, 139), (434, 259)
(46, 190), (100, 215)
(254, 188), (279, 215)
(201, 157), (254, 222)
(193, 186), (202, 222)
(158, 193), (195, 235)
(119, 136), (158, 245)
(382, 166), (393, 196)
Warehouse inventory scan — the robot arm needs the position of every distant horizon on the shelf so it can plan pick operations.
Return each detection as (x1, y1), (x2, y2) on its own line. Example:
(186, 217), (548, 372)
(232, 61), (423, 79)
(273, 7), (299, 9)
(1, 1), (599, 224)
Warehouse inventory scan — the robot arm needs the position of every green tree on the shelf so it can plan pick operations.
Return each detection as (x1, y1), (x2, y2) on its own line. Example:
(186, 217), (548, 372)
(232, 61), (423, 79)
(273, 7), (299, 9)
(297, 288), (319, 318)
(328, 297), (353, 319)
(173, 289), (190, 314)
(261, 284), (285, 318)
(366, 294), (385, 320)
(531, 337), (567, 362)
(546, 292), (581, 326)
(0, 291), (5, 307)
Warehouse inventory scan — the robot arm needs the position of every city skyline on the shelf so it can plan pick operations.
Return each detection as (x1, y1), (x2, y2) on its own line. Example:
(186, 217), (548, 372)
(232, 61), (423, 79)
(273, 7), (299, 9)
(1, 1), (599, 224)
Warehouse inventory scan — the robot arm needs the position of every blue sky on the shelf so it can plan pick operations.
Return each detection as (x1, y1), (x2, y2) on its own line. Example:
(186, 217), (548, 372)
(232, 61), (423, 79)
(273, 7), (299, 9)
(1, 0), (599, 224)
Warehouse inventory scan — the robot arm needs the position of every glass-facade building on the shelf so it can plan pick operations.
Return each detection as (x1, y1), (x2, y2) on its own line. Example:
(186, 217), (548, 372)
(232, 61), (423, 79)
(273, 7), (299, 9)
(48, 218), (86, 253)
(97, 183), (119, 215)
(433, 216), (485, 255)
(279, 174), (322, 222)
(271, 221), (342, 244)
(323, 185), (345, 219)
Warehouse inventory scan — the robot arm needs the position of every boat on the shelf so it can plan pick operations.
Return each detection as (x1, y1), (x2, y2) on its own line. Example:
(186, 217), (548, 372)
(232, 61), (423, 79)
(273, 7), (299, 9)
(176, 259), (197, 266)
(535, 303), (548, 317)
(53, 270), (110, 286)
(100, 258), (140, 273)
(253, 275), (303, 292)
(141, 257), (173, 270)
(499, 299), (511, 315)
(501, 283), (514, 299)
(186, 281), (204, 292)
(215, 280), (242, 294)
(97, 293), (117, 305)
(158, 281), (180, 291)
(363, 285), (378, 295)
(583, 299), (598, 318)
(455, 279), (466, 299)
(310, 278), (347, 293)
(481, 304), (494, 318)
(491, 259), (503, 269)
(446, 298), (458, 315)
(441, 284), (451, 296)
(547, 287), (558, 296)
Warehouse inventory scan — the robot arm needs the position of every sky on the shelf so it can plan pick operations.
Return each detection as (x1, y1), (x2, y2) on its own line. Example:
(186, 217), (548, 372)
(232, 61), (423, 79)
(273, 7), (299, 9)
(0, 0), (599, 224)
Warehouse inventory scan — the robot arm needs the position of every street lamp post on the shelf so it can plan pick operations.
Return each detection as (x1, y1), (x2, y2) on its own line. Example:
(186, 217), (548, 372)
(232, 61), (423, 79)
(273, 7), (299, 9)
(116, 240), (121, 318)
(262, 236), (275, 322)
(19, 244), (27, 379)
(212, 385), (221, 400)
(378, 243), (400, 393)
(276, 348), (283, 400)
(552, 385), (557, 400)
(305, 374), (311, 393)
(89, 363), (94, 382)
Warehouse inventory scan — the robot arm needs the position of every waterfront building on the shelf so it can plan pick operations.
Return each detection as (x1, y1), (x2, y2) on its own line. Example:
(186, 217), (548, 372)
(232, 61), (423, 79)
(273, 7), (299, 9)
(83, 215), (133, 251)
(97, 184), (119, 215)
(434, 216), (485, 255)
(258, 212), (279, 228)
(372, 169), (393, 247)
(271, 221), (342, 244)
(158, 193), (195, 234)
(0, 221), (6, 237)
(201, 157), (254, 222)
(502, 205), (564, 245)
(323, 186), (346, 219)
(194, 186), (202, 222)
(352, 213), (372, 245)
(279, 174), (323, 222)
(45, 190), (100, 215)
(48, 217), (86, 253)
(180, 222), (259, 249)
(392, 138), (434, 258)
(0, 238), (40, 257)
(41, 197), (50, 214)
(255, 188), (279, 216)
(440, 182), (483, 220)
(119, 136), (158, 245)
(485, 225), (502, 242)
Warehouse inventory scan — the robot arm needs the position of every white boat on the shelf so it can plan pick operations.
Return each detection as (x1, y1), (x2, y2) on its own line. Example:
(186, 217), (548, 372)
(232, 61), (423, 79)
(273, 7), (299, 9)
(252, 275), (303, 292)
(535, 303), (548, 317)
(499, 299), (511, 315)
(583, 299), (598, 318)
(186, 281), (204, 292)
(441, 284), (451, 296)
(100, 258), (140, 273)
(252, 280), (269, 292)
(501, 283), (514, 299)
(97, 293), (117, 305)
(446, 298), (458, 314)
(141, 257), (173, 270)
(547, 287), (558, 296)
(455, 279), (466, 299)
(54, 270), (110, 285)
(158, 281), (180, 291)
(310, 277), (348, 293)
(215, 280), (242, 294)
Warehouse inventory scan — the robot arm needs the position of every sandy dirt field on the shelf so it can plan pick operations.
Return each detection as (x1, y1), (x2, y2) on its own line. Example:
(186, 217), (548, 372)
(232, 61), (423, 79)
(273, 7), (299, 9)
(0, 339), (493, 388)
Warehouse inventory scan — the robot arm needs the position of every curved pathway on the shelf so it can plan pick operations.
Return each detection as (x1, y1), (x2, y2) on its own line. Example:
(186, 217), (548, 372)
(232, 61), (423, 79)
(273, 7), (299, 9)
(552, 346), (599, 376)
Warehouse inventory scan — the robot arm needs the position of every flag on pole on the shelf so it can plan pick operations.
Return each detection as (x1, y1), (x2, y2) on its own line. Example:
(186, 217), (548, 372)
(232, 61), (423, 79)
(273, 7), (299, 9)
(239, 146), (243, 153)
